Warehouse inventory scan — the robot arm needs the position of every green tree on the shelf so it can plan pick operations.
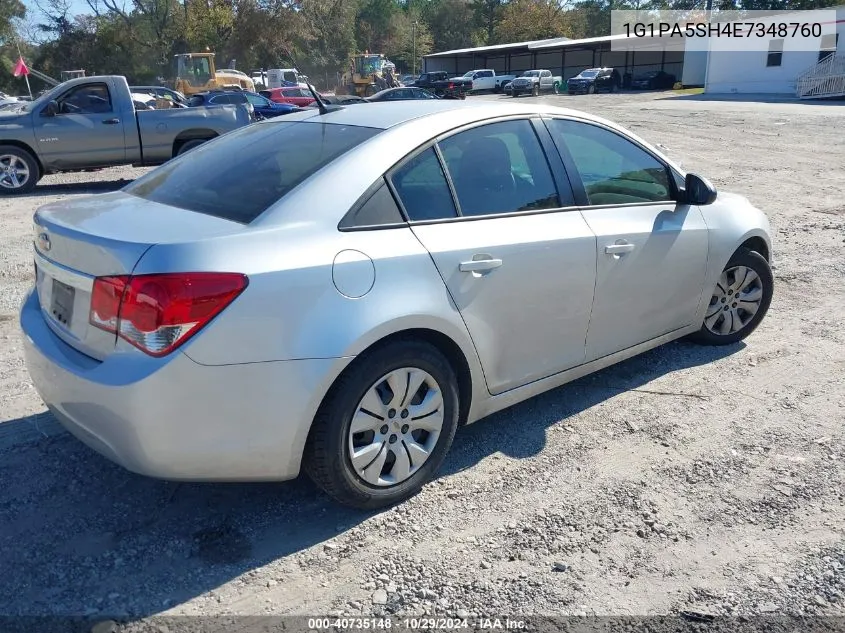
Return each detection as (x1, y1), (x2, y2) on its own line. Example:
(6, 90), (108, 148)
(495, 0), (577, 43)
(384, 9), (433, 74)
(0, 0), (26, 94)
(426, 0), (480, 52)
(471, 0), (503, 44)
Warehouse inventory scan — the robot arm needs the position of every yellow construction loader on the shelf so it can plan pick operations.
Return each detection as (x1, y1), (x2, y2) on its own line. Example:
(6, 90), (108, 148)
(337, 53), (398, 97)
(173, 52), (254, 96)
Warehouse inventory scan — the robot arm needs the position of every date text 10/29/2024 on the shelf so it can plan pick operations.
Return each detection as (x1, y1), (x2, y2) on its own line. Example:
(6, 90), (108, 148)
(307, 617), (526, 630)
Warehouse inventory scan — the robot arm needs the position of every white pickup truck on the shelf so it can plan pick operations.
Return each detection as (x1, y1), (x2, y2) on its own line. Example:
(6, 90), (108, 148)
(450, 69), (516, 93)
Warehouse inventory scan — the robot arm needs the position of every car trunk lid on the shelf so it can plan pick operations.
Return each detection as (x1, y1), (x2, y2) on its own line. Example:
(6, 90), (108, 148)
(33, 191), (244, 361)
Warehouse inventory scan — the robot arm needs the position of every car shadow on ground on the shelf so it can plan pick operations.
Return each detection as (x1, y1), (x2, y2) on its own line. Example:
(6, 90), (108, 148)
(0, 339), (742, 617)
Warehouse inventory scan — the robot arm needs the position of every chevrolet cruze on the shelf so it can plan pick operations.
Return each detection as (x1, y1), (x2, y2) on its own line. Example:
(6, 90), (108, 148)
(20, 100), (773, 508)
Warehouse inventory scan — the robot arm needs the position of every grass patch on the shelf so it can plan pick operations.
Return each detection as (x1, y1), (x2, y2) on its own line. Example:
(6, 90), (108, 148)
(669, 87), (705, 96)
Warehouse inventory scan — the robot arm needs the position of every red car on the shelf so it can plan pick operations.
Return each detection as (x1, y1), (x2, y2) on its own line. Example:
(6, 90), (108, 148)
(260, 87), (319, 107)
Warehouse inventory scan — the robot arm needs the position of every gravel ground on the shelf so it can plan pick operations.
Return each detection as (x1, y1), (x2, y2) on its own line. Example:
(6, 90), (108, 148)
(0, 91), (843, 625)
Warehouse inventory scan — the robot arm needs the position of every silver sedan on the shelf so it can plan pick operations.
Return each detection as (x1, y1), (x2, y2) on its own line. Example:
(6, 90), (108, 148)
(20, 100), (773, 508)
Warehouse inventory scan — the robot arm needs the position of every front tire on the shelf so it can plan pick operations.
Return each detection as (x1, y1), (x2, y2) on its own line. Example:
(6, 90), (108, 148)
(304, 340), (460, 509)
(687, 247), (773, 346)
(532, 84), (540, 97)
(588, 84), (596, 94)
(0, 145), (39, 195)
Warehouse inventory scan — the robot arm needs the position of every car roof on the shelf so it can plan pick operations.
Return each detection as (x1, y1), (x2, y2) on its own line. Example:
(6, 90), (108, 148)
(274, 99), (608, 133)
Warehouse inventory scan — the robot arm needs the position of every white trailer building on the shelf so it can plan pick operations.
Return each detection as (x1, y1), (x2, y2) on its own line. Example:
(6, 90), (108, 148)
(703, 6), (845, 98)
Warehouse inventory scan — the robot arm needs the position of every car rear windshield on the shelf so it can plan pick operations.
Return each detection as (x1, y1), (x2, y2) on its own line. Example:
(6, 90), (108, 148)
(124, 121), (380, 224)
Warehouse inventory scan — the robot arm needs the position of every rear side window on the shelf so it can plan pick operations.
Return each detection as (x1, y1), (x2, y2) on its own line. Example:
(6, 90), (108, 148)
(437, 119), (560, 216)
(124, 121), (381, 224)
(389, 147), (458, 222)
(339, 182), (405, 229)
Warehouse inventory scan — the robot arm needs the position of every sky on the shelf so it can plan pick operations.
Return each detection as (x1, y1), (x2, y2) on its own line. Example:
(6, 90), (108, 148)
(22, 0), (96, 22)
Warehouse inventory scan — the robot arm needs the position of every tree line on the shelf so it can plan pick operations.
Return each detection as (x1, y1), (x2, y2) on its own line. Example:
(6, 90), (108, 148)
(0, 0), (839, 94)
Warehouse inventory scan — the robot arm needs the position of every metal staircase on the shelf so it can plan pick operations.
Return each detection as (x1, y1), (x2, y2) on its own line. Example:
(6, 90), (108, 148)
(796, 53), (845, 99)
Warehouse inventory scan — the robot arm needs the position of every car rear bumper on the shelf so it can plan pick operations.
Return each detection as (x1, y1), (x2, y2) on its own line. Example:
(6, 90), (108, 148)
(20, 287), (350, 482)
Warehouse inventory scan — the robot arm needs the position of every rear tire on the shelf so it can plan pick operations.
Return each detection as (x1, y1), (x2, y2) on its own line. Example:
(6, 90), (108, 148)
(176, 139), (208, 156)
(686, 247), (773, 346)
(0, 145), (39, 195)
(304, 339), (460, 509)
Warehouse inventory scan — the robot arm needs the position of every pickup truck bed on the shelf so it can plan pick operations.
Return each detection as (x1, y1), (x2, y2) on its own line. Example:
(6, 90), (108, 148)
(0, 75), (251, 194)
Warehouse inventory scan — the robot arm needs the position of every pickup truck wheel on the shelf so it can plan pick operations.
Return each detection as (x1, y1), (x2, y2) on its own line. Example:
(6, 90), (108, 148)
(177, 139), (208, 156)
(532, 84), (540, 97)
(0, 146), (39, 195)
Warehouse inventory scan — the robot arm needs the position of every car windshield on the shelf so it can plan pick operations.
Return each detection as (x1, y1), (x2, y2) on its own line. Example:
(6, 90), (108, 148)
(522, 71), (539, 77)
(638, 71), (659, 78)
(577, 70), (599, 78)
(124, 121), (381, 224)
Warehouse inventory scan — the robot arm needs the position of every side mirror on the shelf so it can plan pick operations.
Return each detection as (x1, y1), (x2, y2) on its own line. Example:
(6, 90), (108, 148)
(683, 172), (717, 206)
(43, 100), (59, 117)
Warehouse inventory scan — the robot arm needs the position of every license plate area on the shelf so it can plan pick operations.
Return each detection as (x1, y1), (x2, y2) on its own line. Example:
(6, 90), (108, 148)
(50, 278), (76, 328)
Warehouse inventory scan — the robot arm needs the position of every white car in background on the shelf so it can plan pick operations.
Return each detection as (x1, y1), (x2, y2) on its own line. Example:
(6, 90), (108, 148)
(451, 69), (516, 92)
(0, 92), (20, 108)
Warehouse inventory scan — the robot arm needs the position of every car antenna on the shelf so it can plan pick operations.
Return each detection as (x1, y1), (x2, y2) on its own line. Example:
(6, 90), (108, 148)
(307, 83), (342, 115)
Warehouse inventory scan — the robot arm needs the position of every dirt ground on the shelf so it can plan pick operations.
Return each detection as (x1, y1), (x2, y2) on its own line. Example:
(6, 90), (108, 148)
(1, 91), (843, 624)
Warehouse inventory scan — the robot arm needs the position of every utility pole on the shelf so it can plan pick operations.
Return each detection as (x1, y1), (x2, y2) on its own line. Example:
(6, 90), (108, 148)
(413, 21), (418, 76)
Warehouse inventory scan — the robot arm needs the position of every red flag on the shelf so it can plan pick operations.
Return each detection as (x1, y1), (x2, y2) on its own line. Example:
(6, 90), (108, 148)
(13, 57), (29, 78)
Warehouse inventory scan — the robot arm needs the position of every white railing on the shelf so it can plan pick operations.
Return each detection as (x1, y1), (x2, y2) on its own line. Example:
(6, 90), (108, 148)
(796, 54), (845, 98)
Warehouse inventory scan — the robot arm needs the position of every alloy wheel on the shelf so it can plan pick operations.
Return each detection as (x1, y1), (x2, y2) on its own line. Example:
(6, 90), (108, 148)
(0, 154), (30, 190)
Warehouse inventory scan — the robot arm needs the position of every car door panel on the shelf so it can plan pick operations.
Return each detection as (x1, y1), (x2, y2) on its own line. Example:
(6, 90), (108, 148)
(578, 204), (709, 360)
(34, 82), (126, 170)
(544, 117), (709, 361)
(389, 121), (598, 395)
(412, 215), (597, 394)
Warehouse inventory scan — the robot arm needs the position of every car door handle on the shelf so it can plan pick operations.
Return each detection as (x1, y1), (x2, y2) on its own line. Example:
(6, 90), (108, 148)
(102, 118), (120, 125)
(605, 242), (636, 254)
(459, 258), (503, 273)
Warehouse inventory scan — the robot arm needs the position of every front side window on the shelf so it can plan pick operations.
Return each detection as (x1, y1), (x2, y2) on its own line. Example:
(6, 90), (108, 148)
(124, 121), (381, 224)
(437, 119), (560, 216)
(546, 119), (672, 205)
(56, 83), (112, 114)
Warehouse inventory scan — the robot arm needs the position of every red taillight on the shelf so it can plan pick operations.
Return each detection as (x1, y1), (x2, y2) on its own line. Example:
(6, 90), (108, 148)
(89, 272), (248, 357)
(448, 82), (454, 89)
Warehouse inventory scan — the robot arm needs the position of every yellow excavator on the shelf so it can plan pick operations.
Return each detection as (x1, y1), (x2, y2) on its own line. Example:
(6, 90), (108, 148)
(173, 52), (254, 96)
(337, 52), (398, 97)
